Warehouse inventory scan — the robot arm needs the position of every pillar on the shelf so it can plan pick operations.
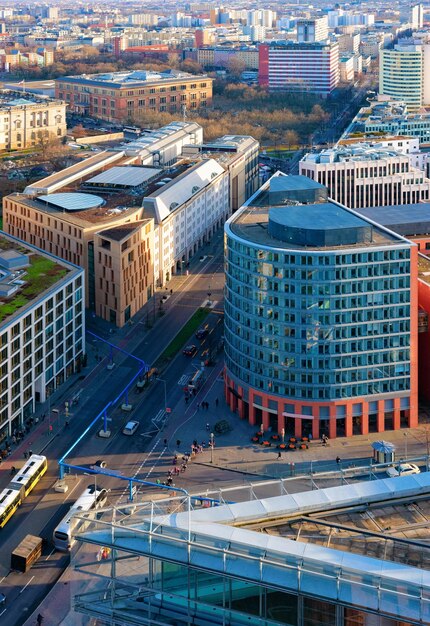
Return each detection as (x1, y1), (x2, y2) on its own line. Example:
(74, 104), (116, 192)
(393, 397), (401, 431)
(312, 413), (320, 440)
(361, 403), (369, 436)
(238, 387), (245, 419)
(277, 402), (285, 436)
(345, 402), (353, 438)
(376, 400), (385, 433)
(329, 405), (337, 440)
(261, 396), (270, 431)
(248, 390), (256, 425)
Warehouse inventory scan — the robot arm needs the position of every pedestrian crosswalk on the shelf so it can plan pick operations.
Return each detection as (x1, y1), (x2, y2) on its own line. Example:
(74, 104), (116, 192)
(178, 374), (189, 386)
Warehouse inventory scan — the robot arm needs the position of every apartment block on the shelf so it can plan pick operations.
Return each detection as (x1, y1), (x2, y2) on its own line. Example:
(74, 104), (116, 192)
(0, 91), (66, 151)
(259, 42), (339, 95)
(300, 144), (430, 208)
(55, 70), (213, 123)
(0, 233), (84, 442)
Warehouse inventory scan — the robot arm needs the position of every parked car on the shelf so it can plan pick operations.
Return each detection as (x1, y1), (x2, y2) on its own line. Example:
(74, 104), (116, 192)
(94, 459), (107, 468)
(386, 463), (420, 478)
(183, 345), (198, 357)
(122, 420), (139, 436)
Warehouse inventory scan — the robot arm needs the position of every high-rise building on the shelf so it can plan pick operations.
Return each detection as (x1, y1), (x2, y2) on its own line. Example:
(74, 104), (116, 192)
(259, 42), (339, 95)
(224, 173), (418, 439)
(379, 44), (430, 111)
(300, 144), (430, 208)
(297, 16), (329, 43)
(410, 3), (424, 28)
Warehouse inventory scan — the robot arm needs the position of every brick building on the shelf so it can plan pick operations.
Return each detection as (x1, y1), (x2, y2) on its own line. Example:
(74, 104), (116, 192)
(55, 70), (213, 123)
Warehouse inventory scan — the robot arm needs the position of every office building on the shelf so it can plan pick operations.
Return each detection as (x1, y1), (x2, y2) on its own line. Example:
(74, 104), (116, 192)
(297, 16), (328, 43)
(55, 70), (213, 123)
(3, 124), (258, 326)
(259, 42), (339, 95)
(363, 99), (430, 145)
(379, 44), (430, 111)
(300, 144), (430, 209)
(410, 3), (424, 29)
(0, 91), (66, 151)
(224, 173), (417, 439)
(0, 233), (84, 443)
(72, 476), (430, 626)
(197, 47), (259, 70)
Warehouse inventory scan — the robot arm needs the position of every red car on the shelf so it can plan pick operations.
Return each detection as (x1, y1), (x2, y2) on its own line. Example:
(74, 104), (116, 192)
(183, 345), (198, 357)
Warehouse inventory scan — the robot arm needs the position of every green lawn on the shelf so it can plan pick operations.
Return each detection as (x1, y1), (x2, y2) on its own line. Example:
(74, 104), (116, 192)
(156, 307), (211, 365)
(0, 254), (68, 322)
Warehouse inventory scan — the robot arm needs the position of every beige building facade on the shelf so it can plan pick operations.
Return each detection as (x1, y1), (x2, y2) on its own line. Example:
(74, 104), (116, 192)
(0, 91), (66, 151)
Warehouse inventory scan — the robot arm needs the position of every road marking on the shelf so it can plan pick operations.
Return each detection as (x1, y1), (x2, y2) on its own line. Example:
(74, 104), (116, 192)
(0, 609), (6, 617)
(153, 409), (165, 424)
(0, 576), (5, 584)
(178, 374), (189, 386)
(19, 575), (34, 594)
(45, 548), (55, 560)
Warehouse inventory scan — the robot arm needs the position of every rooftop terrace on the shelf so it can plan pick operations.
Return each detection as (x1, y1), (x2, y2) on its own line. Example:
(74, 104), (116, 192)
(0, 235), (70, 325)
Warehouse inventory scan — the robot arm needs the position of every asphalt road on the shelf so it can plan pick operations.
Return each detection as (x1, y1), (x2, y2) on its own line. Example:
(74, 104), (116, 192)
(0, 243), (226, 626)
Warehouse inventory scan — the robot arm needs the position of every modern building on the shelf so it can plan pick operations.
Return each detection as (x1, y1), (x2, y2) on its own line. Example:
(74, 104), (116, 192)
(300, 144), (430, 209)
(259, 42), (339, 95)
(55, 70), (213, 123)
(296, 16), (329, 43)
(196, 46), (259, 71)
(224, 173), (418, 439)
(71, 475), (430, 626)
(363, 99), (430, 145)
(0, 232), (84, 443)
(0, 90), (66, 151)
(3, 124), (259, 325)
(379, 44), (430, 111)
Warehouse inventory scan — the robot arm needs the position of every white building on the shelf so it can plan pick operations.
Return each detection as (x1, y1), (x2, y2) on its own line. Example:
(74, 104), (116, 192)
(363, 99), (430, 145)
(411, 4), (424, 29)
(339, 56), (355, 81)
(300, 143), (430, 208)
(144, 159), (229, 285)
(379, 43), (430, 110)
(296, 16), (328, 43)
(0, 233), (85, 442)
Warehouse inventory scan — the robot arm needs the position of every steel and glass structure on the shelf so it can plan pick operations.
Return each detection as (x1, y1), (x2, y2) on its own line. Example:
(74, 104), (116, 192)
(224, 174), (418, 439)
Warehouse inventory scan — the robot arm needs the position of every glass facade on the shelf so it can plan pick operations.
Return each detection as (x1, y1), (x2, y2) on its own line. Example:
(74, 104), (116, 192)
(225, 238), (412, 401)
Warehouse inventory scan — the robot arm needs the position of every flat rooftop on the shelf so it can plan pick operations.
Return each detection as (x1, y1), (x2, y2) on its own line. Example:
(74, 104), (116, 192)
(0, 89), (63, 108)
(59, 69), (208, 88)
(228, 174), (402, 251)
(0, 234), (72, 325)
(356, 203), (430, 235)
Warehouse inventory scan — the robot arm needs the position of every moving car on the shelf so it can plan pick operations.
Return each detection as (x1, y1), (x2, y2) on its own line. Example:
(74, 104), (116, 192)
(195, 327), (208, 340)
(122, 421), (139, 436)
(183, 345), (198, 357)
(386, 463), (420, 478)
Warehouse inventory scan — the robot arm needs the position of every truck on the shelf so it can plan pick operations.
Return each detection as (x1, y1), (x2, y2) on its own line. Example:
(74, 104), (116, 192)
(11, 534), (43, 573)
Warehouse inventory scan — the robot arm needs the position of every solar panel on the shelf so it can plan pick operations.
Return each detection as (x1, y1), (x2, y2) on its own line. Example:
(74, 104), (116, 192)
(87, 166), (161, 187)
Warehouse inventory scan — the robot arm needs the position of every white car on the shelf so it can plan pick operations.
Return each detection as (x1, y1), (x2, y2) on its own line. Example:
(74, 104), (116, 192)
(122, 420), (139, 436)
(386, 463), (420, 478)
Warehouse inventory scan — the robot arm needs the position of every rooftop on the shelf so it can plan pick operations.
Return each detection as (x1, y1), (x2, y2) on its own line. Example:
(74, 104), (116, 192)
(59, 69), (208, 88)
(301, 143), (408, 164)
(0, 234), (73, 325)
(227, 173), (402, 251)
(355, 203), (430, 236)
(0, 89), (64, 108)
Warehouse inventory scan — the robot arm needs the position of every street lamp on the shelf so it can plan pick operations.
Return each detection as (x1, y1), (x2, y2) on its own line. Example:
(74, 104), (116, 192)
(404, 432), (408, 460)
(156, 378), (167, 414)
(210, 432), (214, 463)
(310, 460), (318, 490)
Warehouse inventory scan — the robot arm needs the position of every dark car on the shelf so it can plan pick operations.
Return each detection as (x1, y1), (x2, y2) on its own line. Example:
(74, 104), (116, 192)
(195, 327), (208, 340)
(183, 345), (198, 357)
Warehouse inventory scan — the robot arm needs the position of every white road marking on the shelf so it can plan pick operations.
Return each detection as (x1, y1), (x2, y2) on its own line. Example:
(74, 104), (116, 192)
(45, 548), (55, 560)
(153, 409), (165, 424)
(178, 374), (189, 386)
(19, 575), (34, 594)
(0, 609), (6, 616)
(0, 577), (5, 584)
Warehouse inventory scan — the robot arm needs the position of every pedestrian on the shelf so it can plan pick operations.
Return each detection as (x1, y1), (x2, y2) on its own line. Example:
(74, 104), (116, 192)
(185, 396), (188, 404)
(12, 435), (16, 445)
(336, 456), (341, 465)
(196, 403), (200, 410)
(277, 452), (282, 459)
(163, 438), (167, 446)
(23, 451), (28, 460)
(65, 420), (70, 428)
(206, 401), (210, 410)
(308, 432), (312, 442)
(170, 289), (173, 295)
(36, 614), (44, 626)
(29, 449), (33, 457)
(215, 398), (219, 407)
(176, 439), (181, 448)
(206, 422), (210, 431)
